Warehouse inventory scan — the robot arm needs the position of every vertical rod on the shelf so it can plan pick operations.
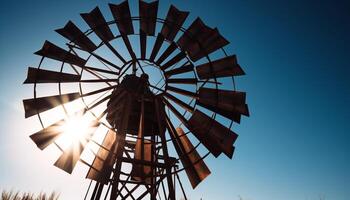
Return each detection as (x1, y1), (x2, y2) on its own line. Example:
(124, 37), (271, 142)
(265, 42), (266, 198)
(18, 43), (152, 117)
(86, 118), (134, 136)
(155, 98), (176, 200)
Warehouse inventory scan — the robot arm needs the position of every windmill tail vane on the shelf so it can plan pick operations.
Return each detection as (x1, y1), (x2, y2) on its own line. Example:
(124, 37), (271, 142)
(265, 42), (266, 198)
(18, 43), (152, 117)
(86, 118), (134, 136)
(23, 0), (249, 199)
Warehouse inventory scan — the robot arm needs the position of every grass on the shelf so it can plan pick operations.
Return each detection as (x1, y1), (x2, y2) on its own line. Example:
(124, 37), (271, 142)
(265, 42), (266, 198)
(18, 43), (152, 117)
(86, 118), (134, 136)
(1, 190), (59, 200)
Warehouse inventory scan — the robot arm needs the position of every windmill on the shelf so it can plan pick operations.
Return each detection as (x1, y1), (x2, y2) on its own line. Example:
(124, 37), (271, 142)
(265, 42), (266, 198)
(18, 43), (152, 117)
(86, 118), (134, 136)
(23, 1), (249, 199)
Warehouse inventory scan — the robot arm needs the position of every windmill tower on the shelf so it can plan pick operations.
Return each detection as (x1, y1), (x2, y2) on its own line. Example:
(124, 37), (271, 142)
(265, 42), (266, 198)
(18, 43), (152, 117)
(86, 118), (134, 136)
(23, 1), (249, 199)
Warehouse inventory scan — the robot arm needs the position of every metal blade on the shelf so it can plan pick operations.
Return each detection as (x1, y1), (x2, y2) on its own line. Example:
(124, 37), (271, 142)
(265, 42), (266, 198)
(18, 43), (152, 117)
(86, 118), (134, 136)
(139, 0), (159, 36)
(177, 18), (229, 61)
(86, 129), (119, 184)
(155, 42), (177, 65)
(164, 63), (194, 78)
(190, 28), (229, 61)
(149, 33), (164, 61)
(81, 85), (117, 97)
(109, 1), (134, 35)
(187, 109), (237, 158)
(56, 21), (97, 52)
(161, 5), (189, 41)
(167, 78), (197, 85)
(30, 119), (65, 150)
(166, 85), (198, 98)
(196, 55), (245, 79)
(176, 127), (211, 189)
(140, 31), (147, 59)
(81, 7), (114, 42)
(23, 93), (80, 118)
(197, 87), (249, 123)
(24, 67), (81, 84)
(34, 41), (86, 66)
(163, 92), (194, 112)
(160, 51), (186, 71)
(54, 120), (100, 174)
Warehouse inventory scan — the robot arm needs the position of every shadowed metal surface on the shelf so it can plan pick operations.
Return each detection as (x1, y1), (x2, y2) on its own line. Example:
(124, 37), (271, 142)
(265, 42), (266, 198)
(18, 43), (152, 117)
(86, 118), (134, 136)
(23, 93), (80, 118)
(81, 7), (114, 42)
(188, 110), (238, 158)
(196, 55), (245, 79)
(56, 21), (97, 52)
(175, 127), (211, 189)
(34, 41), (86, 66)
(24, 67), (81, 84)
(197, 87), (249, 123)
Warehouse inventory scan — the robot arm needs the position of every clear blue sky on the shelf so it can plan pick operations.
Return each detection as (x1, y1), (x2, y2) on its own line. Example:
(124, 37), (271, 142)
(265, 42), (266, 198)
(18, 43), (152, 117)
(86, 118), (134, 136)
(0, 0), (349, 199)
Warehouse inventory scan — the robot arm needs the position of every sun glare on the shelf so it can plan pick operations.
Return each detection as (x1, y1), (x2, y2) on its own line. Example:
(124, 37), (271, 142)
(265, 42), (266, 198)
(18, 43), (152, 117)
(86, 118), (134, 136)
(57, 115), (92, 148)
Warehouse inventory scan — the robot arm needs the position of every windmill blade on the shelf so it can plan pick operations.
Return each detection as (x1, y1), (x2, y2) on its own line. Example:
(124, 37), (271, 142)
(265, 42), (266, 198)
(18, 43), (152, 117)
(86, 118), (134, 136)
(187, 109), (237, 158)
(149, 5), (188, 61)
(56, 21), (97, 52)
(196, 55), (245, 79)
(139, 0), (159, 59)
(109, 2), (136, 60)
(80, 7), (128, 63)
(86, 129), (119, 184)
(177, 18), (229, 62)
(166, 85), (198, 99)
(175, 127), (210, 189)
(160, 51), (187, 71)
(197, 87), (249, 123)
(190, 28), (229, 61)
(164, 63), (194, 78)
(149, 33), (164, 61)
(177, 18), (208, 53)
(139, 0), (158, 36)
(30, 119), (65, 150)
(163, 92), (194, 112)
(81, 85), (117, 98)
(24, 67), (81, 84)
(54, 120), (100, 174)
(109, 1), (134, 35)
(155, 42), (177, 66)
(161, 5), (189, 41)
(164, 114), (208, 189)
(167, 78), (197, 85)
(81, 7), (114, 43)
(23, 93), (80, 118)
(84, 65), (119, 76)
(34, 41), (86, 67)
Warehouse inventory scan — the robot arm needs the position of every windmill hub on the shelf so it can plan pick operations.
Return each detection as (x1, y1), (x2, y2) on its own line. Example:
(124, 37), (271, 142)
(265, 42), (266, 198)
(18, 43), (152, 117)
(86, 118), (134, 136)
(106, 74), (165, 136)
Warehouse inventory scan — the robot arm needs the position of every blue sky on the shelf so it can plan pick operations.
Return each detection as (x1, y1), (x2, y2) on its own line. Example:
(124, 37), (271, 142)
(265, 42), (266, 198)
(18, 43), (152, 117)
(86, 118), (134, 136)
(0, 0), (349, 199)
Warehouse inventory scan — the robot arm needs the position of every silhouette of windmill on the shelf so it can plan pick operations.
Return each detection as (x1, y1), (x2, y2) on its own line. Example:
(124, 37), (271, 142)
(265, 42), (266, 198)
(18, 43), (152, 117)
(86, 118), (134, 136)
(23, 1), (249, 199)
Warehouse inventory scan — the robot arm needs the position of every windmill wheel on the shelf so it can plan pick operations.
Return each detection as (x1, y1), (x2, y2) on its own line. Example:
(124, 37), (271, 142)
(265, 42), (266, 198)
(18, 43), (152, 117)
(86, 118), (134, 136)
(23, 1), (249, 199)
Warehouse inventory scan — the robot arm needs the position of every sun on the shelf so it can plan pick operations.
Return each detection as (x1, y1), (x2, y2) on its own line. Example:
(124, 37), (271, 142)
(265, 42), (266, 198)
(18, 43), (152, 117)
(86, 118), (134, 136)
(56, 114), (93, 149)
